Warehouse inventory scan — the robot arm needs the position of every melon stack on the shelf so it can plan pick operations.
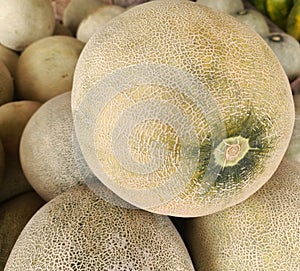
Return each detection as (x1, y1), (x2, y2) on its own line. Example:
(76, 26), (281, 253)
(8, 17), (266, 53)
(0, 0), (299, 270)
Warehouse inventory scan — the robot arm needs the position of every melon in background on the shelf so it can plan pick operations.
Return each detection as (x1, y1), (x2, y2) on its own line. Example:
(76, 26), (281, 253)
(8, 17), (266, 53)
(4, 185), (195, 271)
(182, 158), (300, 271)
(0, 0), (55, 51)
(16, 36), (84, 103)
(0, 61), (13, 106)
(0, 192), (45, 271)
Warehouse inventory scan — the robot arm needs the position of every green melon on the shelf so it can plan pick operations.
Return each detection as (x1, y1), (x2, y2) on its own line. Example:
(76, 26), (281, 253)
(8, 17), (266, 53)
(4, 185), (195, 270)
(71, 0), (294, 217)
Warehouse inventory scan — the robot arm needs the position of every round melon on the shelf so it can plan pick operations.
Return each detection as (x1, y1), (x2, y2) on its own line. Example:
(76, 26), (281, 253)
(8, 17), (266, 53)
(0, 61), (14, 106)
(16, 36), (84, 103)
(76, 5), (125, 43)
(71, 0), (294, 217)
(0, 192), (44, 271)
(183, 158), (300, 270)
(0, 0), (56, 51)
(0, 44), (19, 79)
(196, 0), (244, 14)
(0, 100), (41, 202)
(20, 92), (95, 201)
(63, 0), (105, 34)
(4, 185), (195, 271)
(0, 139), (4, 185)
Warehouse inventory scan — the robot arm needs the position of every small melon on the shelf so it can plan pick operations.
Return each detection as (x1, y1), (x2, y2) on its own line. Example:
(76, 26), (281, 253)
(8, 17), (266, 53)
(0, 139), (4, 185)
(196, 0), (244, 14)
(0, 100), (41, 157)
(0, 0), (56, 51)
(63, 0), (105, 34)
(0, 61), (13, 106)
(0, 100), (41, 202)
(16, 36), (84, 103)
(233, 9), (269, 36)
(285, 94), (300, 162)
(76, 5), (125, 43)
(0, 192), (44, 271)
(264, 32), (300, 81)
(4, 185), (195, 271)
(20, 92), (94, 201)
(0, 44), (19, 79)
(182, 158), (300, 270)
(71, 0), (294, 217)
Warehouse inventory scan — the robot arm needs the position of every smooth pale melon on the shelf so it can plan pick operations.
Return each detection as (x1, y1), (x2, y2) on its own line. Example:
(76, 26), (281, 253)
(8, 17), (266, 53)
(20, 92), (94, 201)
(71, 0), (294, 217)
(0, 0), (55, 51)
(183, 158), (300, 270)
(4, 185), (195, 271)
(63, 0), (105, 34)
(0, 101), (42, 202)
(0, 139), (4, 185)
(0, 61), (13, 106)
(16, 36), (84, 103)
(196, 0), (244, 14)
(0, 192), (44, 271)
(76, 5), (125, 43)
(0, 44), (19, 79)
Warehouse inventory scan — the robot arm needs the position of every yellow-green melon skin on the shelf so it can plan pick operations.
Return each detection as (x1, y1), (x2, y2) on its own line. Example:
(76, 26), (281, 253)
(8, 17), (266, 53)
(183, 158), (300, 271)
(4, 185), (195, 271)
(71, 0), (294, 217)
(0, 192), (45, 271)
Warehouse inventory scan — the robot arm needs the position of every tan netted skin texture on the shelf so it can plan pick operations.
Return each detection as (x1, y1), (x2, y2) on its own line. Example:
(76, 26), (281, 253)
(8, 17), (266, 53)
(183, 158), (300, 271)
(71, 0), (294, 217)
(20, 92), (93, 201)
(4, 185), (195, 271)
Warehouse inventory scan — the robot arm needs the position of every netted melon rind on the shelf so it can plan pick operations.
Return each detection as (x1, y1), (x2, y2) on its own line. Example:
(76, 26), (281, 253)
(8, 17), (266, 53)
(4, 185), (195, 271)
(183, 158), (300, 270)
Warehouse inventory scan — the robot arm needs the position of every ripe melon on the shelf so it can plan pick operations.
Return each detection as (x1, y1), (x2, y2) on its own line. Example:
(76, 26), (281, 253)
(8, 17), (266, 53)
(20, 92), (95, 201)
(0, 192), (44, 271)
(0, 61), (13, 106)
(0, 100), (41, 202)
(71, 0), (294, 217)
(0, 44), (19, 79)
(16, 36), (84, 103)
(4, 185), (195, 271)
(0, 0), (55, 51)
(182, 158), (300, 270)
(76, 5), (125, 43)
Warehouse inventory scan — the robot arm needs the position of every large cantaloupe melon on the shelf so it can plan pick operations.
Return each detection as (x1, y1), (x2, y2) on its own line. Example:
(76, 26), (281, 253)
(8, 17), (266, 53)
(71, 0), (294, 217)
(4, 184), (195, 270)
(182, 158), (300, 270)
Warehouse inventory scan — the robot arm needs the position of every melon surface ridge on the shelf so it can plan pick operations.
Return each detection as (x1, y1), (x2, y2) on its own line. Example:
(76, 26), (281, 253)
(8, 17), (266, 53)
(71, 0), (294, 217)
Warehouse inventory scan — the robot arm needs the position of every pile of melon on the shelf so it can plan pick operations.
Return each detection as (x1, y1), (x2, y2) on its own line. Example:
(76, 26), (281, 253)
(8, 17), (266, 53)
(0, 0), (299, 270)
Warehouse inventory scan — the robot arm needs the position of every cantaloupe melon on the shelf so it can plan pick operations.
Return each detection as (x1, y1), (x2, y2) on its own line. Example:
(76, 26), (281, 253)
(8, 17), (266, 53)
(0, 0), (56, 51)
(71, 0), (294, 217)
(4, 185), (195, 270)
(76, 5), (125, 43)
(0, 100), (41, 202)
(182, 158), (300, 270)
(16, 36), (84, 102)
(0, 192), (44, 271)
(0, 44), (19, 79)
(20, 92), (95, 201)
(63, 0), (105, 34)
(0, 61), (13, 106)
